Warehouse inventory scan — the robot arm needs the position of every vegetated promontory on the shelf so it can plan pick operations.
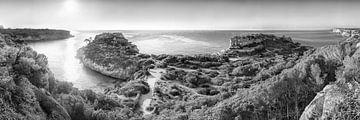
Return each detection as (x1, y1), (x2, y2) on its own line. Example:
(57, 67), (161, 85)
(2, 30), (360, 120)
(0, 28), (73, 41)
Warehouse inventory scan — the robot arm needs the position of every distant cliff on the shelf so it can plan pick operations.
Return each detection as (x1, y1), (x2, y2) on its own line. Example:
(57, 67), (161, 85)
(0, 28), (73, 41)
(333, 28), (360, 37)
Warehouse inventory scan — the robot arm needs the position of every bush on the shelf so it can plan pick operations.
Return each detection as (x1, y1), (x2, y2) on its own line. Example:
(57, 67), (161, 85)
(55, 81), (73, 94)
(184, 72), (211, 87)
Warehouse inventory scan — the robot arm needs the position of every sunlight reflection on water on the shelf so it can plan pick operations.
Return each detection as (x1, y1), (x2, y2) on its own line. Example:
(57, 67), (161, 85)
(28, 33), (117, 93)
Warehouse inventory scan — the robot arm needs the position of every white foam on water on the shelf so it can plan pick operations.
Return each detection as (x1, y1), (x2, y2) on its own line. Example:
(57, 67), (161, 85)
(133, 34), (214, 55)
(160, 35), (211, 46)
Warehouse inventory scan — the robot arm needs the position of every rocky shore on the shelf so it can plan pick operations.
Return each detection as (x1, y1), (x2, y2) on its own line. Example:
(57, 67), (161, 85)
(3, 31), (360, 120)
(0, 28), (73, 41)
(79, 32), (360, 119)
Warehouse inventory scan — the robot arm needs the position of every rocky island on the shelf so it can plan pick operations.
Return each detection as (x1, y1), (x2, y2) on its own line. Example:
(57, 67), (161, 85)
(0, 28), (73, 41)
(77, 33), (143, 80)
(2, 31), (360, 120)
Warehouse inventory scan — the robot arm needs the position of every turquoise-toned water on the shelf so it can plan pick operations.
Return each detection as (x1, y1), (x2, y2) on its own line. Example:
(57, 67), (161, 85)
(28, 30), (344, 92)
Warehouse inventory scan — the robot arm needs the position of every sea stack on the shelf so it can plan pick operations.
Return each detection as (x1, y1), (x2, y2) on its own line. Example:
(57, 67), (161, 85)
(77, 33), (140, 80)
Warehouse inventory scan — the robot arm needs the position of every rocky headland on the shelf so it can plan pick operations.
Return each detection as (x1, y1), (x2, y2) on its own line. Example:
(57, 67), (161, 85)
(77, 33), (145, 80)
(0, 28), (73, 41)
(224, 33), (310, 57)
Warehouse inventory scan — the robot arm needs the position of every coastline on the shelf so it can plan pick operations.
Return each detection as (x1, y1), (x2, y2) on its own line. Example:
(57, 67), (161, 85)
(3, 30), (360, 120)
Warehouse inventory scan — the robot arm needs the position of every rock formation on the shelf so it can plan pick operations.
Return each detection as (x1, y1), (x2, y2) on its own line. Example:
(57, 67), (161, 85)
(77, 33), (141, 80)
(225, 34), (311, 57)
(333, 28), (360, 37)
(300, 36), (360, 119)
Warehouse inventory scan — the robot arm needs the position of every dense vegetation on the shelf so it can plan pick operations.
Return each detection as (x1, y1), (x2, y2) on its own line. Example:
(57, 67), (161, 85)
(0, 28), (72, 41)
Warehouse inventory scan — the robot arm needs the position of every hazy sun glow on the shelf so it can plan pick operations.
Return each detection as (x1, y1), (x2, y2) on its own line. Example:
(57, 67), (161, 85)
(59, 0), (79, 17)
(1, 0), (360, 30)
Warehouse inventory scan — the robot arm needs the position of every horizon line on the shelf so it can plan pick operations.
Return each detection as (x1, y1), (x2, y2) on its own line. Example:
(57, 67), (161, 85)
(0, 26), (347, 31)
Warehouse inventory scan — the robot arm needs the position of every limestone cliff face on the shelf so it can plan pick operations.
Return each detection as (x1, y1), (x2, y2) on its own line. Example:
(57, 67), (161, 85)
(80, 56), (139, 79)
(300, 36), (360, 119)
(333, 28), (360, 37)
(77, 33), (140, 80)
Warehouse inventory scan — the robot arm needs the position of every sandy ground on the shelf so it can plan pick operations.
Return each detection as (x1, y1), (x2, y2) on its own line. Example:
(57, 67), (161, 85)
(140, 68), (166, 115)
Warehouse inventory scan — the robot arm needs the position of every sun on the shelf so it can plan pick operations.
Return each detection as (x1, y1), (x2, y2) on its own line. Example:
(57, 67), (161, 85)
(64, 0), (78, 12)
(59, 0), (79, 17)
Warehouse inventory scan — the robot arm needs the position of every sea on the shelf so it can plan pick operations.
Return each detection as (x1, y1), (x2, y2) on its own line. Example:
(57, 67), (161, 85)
(27, 30), (344, 92)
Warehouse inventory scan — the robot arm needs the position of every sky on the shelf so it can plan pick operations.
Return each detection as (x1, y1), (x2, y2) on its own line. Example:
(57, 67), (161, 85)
(0, 0), (359, 30)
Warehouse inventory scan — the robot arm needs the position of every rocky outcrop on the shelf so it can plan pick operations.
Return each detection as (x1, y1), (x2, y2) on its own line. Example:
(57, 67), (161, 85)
(154, 54), (229, 69)
(299, 36), (360, 119)
(77, 33), (141, 80)
(333, 28), (360, 37)
(224, 34), (311, 57)
(0, 29), (73, 41)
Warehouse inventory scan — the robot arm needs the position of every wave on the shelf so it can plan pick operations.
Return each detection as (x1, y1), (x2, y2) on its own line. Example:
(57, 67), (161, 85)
(123, 33), (141, 39)
(132, 34), (218, 55)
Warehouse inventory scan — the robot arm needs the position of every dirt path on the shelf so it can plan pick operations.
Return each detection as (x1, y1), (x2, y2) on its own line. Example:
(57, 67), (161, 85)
(140, 68), (165, 115)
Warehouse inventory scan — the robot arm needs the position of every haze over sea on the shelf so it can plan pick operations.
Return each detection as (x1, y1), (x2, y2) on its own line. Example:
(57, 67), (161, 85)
(28, 30), (344, 92)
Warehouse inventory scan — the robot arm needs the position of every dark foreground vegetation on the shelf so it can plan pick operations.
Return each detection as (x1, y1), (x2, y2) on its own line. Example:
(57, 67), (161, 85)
(0, 28), (72, 41)
(2, 31), (360, 120)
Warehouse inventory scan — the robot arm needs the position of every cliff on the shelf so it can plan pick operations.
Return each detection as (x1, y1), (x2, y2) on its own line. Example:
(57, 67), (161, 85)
(0, 28), (73, 41)
(333, 28), (360, 37)
(299, 36), (360, 119)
